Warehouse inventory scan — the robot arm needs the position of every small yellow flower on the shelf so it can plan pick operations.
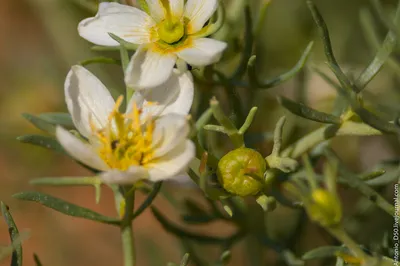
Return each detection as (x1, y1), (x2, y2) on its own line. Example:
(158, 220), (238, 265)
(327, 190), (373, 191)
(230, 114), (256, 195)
(306, 188), (342, 227)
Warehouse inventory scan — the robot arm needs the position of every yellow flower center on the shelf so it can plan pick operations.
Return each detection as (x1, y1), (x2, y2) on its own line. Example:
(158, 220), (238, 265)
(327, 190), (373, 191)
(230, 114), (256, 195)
(91, 96), (155, 171)
(157, 17), (185, 44)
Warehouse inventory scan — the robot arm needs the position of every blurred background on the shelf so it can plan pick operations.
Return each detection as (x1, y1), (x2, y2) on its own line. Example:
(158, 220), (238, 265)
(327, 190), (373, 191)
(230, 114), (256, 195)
(0, 0), (399, 265)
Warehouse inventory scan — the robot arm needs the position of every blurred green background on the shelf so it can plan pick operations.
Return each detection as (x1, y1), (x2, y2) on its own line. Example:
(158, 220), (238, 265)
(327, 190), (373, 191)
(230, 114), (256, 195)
(0, 0), (398, 265)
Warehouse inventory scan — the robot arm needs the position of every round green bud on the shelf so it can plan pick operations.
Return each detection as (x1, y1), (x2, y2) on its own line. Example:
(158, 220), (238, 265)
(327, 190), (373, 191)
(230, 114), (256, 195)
(217, 148), (267, 197)
(307, 189), (342, 227)
(157, 18), (185, 44)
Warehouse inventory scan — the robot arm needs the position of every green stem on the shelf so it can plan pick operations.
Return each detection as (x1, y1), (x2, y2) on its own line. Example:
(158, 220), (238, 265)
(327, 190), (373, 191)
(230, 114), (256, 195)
(355, 0), (400, 91)
(209, 97), (244, 148)
(327, 226), (370, 262)
(121, 188), (136, 266)
(254, 0), (271, 37)
(30, 177), (101, 186)
(281, 121), (381, 159)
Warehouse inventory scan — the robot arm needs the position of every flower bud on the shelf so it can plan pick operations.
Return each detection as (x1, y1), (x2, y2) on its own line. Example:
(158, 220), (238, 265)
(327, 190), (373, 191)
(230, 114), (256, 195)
(217, 148), (266, 196)
(307, 189), (342, 227)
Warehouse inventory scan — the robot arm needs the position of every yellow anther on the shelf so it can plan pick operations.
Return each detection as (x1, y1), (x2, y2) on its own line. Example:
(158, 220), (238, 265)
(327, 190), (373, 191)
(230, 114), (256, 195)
(91, 96), (156, 171)
(110, 96), (124, 117)
(145, 101), (159, 106)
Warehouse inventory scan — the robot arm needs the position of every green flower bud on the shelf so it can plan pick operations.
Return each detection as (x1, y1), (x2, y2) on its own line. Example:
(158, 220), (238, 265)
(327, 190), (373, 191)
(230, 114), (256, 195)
(217, 148), (266, 196)
(307, 189), (342, 227)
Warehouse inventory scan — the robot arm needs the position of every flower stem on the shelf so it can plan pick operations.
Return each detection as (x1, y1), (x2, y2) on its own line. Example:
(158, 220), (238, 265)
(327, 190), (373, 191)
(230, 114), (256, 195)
(327, 226), (370, 263)
(121, 188), (136, 266)
(281, 121), (381, 159)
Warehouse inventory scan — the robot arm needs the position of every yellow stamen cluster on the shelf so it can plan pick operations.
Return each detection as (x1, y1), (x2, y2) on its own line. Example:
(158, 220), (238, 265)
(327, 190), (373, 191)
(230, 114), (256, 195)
(92, 96), (155, 171)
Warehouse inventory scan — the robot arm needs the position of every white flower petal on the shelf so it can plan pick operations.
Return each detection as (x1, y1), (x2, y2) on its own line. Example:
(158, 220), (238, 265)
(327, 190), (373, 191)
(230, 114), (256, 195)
(146, 0), (166, 22)
(177, 38), (227, 66)
(127, 70), (194, 117)
(125, 45), (177, 89)
(148, 140), (195, 181)
(65, 65), (115, 138)
(56, 127), (108, 171)
(100, 166), (149, 184)
(170, 0), (184, 18)
(152, 114), (190, 157)
(78, 2), (156, 46)
(184, 0), (218, 34)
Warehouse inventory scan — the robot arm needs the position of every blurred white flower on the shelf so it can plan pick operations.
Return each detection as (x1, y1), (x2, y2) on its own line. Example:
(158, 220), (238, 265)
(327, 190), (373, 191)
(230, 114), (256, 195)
(78, 0), (227, 89)
(56, 65), (195, 184)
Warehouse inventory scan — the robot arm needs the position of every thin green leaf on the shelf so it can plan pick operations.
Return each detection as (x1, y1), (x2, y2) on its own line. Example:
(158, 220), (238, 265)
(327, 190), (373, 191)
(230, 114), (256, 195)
(30, 177), (103, 203)
(33, 254), (43, 266)
(107, 33), (139, 50)
(79, 57), (121, 67)
(38, 113), (74, 128)
(0, 232), (29, 263)
(238, 107), (258, 135)
(108, 33), (134, 72)
(181, 214), (217, 224)
(254, 0), (272, 37)
(248, 42), (313, 89)
(306, 0), (355, 94)
(180, 253), (190, 266)
(355, 0), (400, 91)
(360, 169), (386, 181)
(359, 9), (400, 76)
(30, 177), (101, 187)
(278, 96), (341, 124)
(365, 167), (400, 186)
(17, 135), (66, 155)
(151, 207), (237, 245)
(369, 0), (400, 36)
(18, 135), (99, 173)
(13, 192), (120, 226)
(195, 108), (213, 134)
(272, 116), (286, 156)
(354, 106), (400, 134)
(132, 182), (162, 219)
(203, 125), (227, 134)
(1, 202), (22, 266)
(183, 198), (209, 217)
(210, 97), (243, 148)
(219, 250), (232, 264)
(22, 113), (56, 134)
(302, 246), (348, 260)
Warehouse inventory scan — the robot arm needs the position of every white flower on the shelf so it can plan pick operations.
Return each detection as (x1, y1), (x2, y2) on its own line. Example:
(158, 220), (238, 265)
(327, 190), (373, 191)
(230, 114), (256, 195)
(56, 65), (195, 184)
(78, 0), (227, 89)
